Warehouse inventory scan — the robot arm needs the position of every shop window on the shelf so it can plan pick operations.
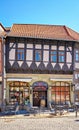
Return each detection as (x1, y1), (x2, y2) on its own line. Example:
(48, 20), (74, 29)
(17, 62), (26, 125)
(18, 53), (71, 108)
(9, 82), (30, 105)
(51, 82), (70, 105)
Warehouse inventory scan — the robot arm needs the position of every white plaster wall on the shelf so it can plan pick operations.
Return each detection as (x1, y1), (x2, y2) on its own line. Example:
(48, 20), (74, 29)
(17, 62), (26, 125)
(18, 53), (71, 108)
(27, 44), (33, 48)
(44, 45), (49, 49)
(35, 44), (41, 49)
(26, 50), (33, 60)
(59, 46), (64, 50)
(51, 63), (56, 68)
(18, 43), (24, 48)
(67, 47), (72, 51)
(27, 62), (32, 67)
(10, 43), (16, 48)
(51, 46), (57, 50)
(59, 63), (64, 69)
(66, 52), (72, 62)
(36, 62), (40, 67)
(67, 64), (71, 69)
(43, 50), (49, 61)
(17, 61), (23, 67)
(9, 49), (15, 60)
(44, 62), (48, 67)
(75, 63), (79, 69)
(9, 61), (14, 66)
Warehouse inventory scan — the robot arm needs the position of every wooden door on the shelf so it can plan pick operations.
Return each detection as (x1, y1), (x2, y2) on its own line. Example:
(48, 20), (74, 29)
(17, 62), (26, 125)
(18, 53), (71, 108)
(33, 91), (47, 107)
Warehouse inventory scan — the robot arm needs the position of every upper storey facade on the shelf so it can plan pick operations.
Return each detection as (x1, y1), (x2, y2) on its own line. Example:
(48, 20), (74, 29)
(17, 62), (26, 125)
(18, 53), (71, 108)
(5, 24), (79, 75)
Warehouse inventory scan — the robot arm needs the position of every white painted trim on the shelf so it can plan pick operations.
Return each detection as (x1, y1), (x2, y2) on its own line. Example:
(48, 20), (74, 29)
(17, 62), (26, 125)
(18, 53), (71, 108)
(50, 78), (72, 82)
(7, 78), (32, 82)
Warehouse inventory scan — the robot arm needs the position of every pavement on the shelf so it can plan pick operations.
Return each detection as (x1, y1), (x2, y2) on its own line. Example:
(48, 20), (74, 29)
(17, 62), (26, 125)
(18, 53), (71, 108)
(0, 111), (79, 130)
(0, 113), (79, 130)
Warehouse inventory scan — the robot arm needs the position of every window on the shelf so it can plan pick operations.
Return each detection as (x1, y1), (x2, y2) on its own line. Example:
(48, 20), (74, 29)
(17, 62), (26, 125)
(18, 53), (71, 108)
(59, 51), (65, 62)
(51, 51), (57, 62)
(17, 49), (24, 60)
(35, 50), (42, 61)
(75, 50), (79, 61)
(51, 82), (70, 104)
(9, 81), (30, 105)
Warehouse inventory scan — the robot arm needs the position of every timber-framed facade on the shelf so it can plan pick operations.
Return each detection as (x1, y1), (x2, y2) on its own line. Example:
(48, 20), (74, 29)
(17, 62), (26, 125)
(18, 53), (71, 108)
(0, 23), (79, 108)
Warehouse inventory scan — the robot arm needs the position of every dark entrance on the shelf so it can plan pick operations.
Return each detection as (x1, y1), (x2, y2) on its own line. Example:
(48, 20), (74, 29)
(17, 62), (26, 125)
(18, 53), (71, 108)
(33, 81), (48, 107)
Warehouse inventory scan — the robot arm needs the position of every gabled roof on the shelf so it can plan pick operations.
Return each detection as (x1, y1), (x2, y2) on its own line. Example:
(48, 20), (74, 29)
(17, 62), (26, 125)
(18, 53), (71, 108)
(7, 24), (79, 41)
(0, 23), (6, 31)
(0, 23), (10, 37)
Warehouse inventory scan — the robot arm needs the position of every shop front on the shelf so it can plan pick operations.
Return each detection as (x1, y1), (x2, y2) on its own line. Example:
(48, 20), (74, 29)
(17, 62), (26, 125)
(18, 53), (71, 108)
(9, 81), (30, 105)
(6, 74), (73, 108)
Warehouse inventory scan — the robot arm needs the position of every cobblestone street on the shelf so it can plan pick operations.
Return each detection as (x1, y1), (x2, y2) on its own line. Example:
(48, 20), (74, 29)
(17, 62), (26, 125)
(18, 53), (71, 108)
(0, 115), (79, 130)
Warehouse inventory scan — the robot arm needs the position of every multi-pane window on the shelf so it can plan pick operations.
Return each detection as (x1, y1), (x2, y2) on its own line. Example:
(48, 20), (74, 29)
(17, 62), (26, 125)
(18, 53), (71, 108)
(35, 50), (42, 61)
(59, 51), (65, 62)
(75, 50), (79, 61)
(9, 81), (30, 105)
(51, 82), (70, 105)
(51, 51), (57, 62)
(17, 49), (24, 60)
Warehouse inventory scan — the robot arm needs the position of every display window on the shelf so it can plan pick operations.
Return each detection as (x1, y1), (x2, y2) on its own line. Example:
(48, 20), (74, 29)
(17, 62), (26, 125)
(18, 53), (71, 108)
(51, 82), (70, 105)
(9, 81), (30, 105)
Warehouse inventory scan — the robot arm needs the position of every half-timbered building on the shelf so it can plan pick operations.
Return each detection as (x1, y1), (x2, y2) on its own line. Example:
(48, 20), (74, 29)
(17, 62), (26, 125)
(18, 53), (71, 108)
(1, 24), (79, 107)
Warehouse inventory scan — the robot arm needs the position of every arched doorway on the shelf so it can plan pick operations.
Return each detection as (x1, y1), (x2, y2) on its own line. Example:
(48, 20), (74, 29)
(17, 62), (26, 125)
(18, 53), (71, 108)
(32, 81), (48, 107)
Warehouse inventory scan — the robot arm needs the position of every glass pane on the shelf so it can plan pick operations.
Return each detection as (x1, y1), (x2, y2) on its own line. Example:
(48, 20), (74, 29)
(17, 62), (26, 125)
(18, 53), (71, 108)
(17, 49), (24, 60)
(51, 51), (57, 62)
(35, 50), (41, 61)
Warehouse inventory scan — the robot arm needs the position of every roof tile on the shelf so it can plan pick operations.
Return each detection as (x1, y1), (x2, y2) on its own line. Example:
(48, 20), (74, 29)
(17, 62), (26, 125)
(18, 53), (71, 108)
(7, 24), (79, 41)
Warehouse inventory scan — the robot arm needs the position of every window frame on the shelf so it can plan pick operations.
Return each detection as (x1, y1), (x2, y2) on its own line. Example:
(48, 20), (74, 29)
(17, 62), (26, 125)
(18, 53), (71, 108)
(75, 50), (79, 62)
(35, 49), (42, 62)
(58, 51), (65, 63)
(17, 48), (24, 61)
(51, 50), (57, 62)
